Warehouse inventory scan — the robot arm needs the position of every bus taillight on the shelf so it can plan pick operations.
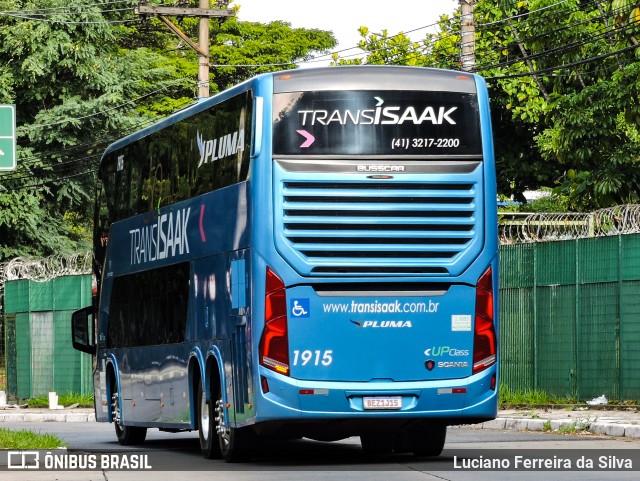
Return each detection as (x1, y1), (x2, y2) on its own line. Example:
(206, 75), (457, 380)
(259, 268), (290, 375)
(473, 267), (497, 374)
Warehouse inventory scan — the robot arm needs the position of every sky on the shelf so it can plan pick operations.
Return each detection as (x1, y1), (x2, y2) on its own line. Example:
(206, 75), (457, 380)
(230, 0), (458, 66)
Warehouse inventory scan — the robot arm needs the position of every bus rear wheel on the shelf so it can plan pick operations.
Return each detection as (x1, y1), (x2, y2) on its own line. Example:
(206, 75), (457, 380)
(197, 378), (221, 459)
(214, 384), (256, 462)
(111, 388), (147, 445)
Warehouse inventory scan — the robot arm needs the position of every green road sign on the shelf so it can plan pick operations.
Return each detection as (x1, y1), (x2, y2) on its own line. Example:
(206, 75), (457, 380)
(0, 105), (16, 171)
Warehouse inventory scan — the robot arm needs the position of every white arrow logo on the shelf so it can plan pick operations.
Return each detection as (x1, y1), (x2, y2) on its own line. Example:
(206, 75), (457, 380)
(0, 149), (4, 156)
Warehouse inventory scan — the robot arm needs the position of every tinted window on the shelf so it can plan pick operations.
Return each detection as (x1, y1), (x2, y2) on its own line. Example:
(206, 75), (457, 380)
(108, 262), (189, 348)
(99, 91), (253, 224)
(272, 90), (481, 156)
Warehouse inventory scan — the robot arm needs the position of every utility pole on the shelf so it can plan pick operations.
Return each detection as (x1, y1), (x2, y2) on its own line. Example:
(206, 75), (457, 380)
(198, 0), (211, 98)
(135, 1), (235, 98)
(459, 0), (475, 72)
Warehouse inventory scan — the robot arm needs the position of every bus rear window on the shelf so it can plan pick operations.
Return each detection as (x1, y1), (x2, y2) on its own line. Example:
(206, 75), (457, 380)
(272, 90), (482, 156)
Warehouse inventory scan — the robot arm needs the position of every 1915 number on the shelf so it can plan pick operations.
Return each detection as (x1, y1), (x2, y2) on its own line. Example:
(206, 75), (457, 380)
(293, 350), (333, 366)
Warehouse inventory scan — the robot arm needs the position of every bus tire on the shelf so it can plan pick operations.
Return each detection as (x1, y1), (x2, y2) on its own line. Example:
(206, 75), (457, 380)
(214, 383), (255, 462)
(197, 378), (222, 459)
(360, 432), (394, 455)
(111, 386), (147, 445)
(408, 423), (446, 457)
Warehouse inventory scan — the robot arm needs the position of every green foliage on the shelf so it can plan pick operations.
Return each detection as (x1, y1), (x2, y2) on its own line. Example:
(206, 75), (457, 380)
(499, 384), (553, 405)
(522, 193), (569, 213)
(209, 18), (335, 89)
(0, 1), (336, 260)
(333, 27), (425, 66)
(332, 14), (460, 69)
(499, 384), (580, 406)
(0, 428), (67, 449)
(26, 392), (94, 408)
(335, 0), (640, 210)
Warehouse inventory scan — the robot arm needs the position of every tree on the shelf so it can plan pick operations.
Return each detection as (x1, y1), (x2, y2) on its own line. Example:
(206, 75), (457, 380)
(332, 1), (640, 210)
(0, 1), (336, 260)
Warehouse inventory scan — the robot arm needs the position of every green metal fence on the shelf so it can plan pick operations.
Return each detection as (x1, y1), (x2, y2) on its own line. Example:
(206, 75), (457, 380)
(499, 234), (640, 400)
(3, 275), (93, 399)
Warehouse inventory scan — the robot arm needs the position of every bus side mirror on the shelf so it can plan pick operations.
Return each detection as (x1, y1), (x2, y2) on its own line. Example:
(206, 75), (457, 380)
(72, 306), (96, 355)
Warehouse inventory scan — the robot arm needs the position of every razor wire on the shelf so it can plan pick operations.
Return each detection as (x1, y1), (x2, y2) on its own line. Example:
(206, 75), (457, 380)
(2, 204), (640, 296)
(0, 251), (92, 299)
(499, 204), (640, 244)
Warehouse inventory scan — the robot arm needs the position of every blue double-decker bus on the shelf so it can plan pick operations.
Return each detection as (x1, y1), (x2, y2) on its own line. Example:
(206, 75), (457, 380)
(72, 66), (498, 462)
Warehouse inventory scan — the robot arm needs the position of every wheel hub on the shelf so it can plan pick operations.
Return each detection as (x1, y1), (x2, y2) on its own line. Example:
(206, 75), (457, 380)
(200, 390), (210, 440)
(215, 399), (230, 445)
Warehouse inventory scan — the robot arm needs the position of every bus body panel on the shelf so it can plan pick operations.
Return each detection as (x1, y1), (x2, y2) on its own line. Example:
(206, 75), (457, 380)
(285, 285), (476, 382)
(95, 180), (254, 427)
(77, 67), (499, 444)
(255, 364), (498, 421)
(248, 68), (499, 433)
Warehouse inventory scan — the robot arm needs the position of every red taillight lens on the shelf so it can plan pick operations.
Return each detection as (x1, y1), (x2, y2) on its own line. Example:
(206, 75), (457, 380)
(473, 267), (497, 374)
(259, 268), (290, 375)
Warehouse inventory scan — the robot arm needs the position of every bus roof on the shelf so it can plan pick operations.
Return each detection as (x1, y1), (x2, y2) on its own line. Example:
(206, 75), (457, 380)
(100, 66), (479, 164)
(272, 65), (478, 94)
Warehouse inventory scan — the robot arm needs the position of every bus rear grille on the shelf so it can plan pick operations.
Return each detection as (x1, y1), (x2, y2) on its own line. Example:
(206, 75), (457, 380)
(276, 180), (479, 276)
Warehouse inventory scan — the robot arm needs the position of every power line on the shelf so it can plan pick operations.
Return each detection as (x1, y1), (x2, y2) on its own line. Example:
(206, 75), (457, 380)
(6, 0), (640, 193)
(475, 16), (640, 72)
(0, 0), (136, 14)
(485, 42), (640, 80)
(0, 70), (256, 191)
(324, 1), (619, 68)
(20, 77), (194, 132)
(5, 168), (99, 191)
(0, 98), (195, 185)
(1, 12), (138, 25)
(477, 3), (632, 53)
(478, 0), (571, 27)
(0, 0), (139, 24)
(5, 78), (196, 175)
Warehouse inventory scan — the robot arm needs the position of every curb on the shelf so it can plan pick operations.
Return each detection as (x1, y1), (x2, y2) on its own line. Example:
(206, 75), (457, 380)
(1, 410), (639, 440)
(462, 416), (640, 439)
(0, 411), (96, 423)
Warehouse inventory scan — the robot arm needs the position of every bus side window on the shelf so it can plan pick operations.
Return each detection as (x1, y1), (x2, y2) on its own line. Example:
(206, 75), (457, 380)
(108, 263), (189, 348)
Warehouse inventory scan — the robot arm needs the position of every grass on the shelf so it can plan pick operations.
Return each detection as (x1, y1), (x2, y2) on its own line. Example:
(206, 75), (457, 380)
(0, 428), (67, 449)
(557, 422), (582, 434)
(500, 384), (554, 405)
(541, 419), (594, 434)
(499, 384), (578, 406)
(500, 384), (640, 407)
(0, 362), (5, 391)
(26, 392), (94, 408)
(0, 368), (93, 406)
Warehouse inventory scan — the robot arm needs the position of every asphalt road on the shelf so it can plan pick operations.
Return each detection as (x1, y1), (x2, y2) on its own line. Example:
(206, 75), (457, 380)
(2, 422), (640, 480)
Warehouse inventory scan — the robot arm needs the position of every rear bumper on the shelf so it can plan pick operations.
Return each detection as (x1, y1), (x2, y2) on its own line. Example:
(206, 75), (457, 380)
(254, 364), (498, 425)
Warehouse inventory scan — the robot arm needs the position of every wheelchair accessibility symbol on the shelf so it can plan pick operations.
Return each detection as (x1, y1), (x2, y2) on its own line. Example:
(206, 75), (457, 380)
(290, 298), (310, 318)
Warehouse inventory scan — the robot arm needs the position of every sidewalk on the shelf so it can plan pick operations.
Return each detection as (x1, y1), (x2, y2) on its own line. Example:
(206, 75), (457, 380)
(1, 406), (639, 439)
(469, 406), (640, 439)
(0, 407), (95, 423)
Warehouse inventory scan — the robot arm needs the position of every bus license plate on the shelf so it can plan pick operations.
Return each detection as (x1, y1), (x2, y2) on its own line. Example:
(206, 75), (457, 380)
(363, 396), (402, 410)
